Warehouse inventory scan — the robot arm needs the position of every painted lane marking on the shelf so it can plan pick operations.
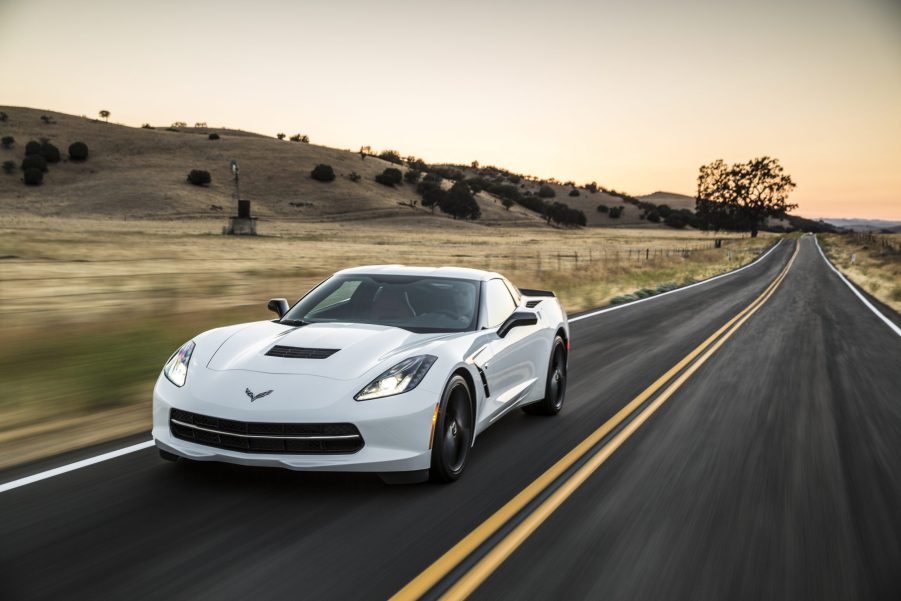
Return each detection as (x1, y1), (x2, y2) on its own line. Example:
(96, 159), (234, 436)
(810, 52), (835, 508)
(814, 235), (901, 337)
(437, 241), (799, 600)
(570, 238), (784, 322)
(390, 241), (798, 600)
(0, 440), (155, 494)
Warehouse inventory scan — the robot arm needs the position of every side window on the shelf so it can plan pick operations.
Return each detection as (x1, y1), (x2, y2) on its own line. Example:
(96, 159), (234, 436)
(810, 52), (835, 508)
(484, 279), (517, 328)
(502, 278), (522, 307)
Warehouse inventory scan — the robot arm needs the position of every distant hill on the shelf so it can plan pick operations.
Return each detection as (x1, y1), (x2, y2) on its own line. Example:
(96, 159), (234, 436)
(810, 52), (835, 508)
(0, 106), (546, 226)
(820, 218), (901, 232)
(638, 191), (696, 211)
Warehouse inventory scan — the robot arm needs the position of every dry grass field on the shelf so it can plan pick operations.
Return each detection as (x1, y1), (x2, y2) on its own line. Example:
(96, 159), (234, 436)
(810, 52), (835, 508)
(819, 233), (901, 313)
(0, 216), (772, 467)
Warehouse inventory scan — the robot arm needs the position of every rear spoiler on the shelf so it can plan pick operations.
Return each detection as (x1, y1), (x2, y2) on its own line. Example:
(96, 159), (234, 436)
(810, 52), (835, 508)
(518, 288), (556, 298)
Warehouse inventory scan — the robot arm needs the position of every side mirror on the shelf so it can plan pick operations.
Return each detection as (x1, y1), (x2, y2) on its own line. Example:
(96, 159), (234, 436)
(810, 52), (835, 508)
(497, 311), (538, 338)
(267, 298), (289, 318)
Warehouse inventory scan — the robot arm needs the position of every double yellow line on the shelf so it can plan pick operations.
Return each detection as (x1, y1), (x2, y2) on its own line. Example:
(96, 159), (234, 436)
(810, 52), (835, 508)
(392, 240), (799, 601)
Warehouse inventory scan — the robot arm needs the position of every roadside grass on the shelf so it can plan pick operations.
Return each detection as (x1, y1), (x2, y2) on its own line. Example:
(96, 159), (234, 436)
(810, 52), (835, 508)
(0, 217), (773, 465)
(818, 233), (901, 313)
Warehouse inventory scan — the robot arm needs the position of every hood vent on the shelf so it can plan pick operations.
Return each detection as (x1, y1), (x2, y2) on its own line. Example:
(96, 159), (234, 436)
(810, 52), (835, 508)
(525, 299), (543, 308)
(266, 345), (339, 359)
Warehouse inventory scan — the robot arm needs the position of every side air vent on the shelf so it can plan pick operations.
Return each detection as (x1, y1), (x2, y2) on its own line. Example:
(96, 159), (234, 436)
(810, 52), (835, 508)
(525, 299), (543, 308)
(266, 345), (339, 359)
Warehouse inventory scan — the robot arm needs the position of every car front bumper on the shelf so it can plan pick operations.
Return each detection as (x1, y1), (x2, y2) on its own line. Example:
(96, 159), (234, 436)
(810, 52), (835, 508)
(151, 369), (439, 473)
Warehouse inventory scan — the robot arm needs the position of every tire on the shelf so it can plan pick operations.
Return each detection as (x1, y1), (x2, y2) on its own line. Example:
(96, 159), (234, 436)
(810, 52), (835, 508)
(429, 375), (474, 483)
(522, 335), (567, 416)
(158, 448), (180, 462)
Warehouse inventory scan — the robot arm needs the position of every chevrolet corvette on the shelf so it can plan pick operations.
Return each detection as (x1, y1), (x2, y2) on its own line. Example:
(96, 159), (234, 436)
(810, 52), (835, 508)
(152, 265), (569, 483)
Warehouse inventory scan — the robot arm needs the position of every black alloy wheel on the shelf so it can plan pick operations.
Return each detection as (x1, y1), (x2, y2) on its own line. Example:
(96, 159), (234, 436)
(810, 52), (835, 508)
(430, 375), (474, 482)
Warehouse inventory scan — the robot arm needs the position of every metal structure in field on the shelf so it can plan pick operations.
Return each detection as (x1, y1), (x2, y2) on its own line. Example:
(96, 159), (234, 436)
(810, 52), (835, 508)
(224, 159), (258, 235)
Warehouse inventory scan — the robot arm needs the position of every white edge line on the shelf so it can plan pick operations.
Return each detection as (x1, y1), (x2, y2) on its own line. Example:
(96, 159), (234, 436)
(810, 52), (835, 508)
(0, 237), (786, 494)
(813, 235), (901, 337)
(0, 439), (155, 494)
(570, 238), (785, 322)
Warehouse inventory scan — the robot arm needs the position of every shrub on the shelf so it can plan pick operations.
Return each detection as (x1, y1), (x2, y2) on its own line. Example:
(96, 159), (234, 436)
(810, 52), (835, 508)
(664, 210), (692, 229)
(194, 122), (207, 128)
(39, 142), (61, 163)
(404, 170), (421, 184)
(21, 154), (48, 172)
(611, 294), (639, 305)
(597, 204), (608, 213)
(348, 171), (361, 183)
(2, 160), (16, 174)
(276, 133), (286, 140)
(501, 197), (515, 210)
(609, 206), (624, 218)
(166, 127), (180, 132)
(1, 136), (14, 149)
(568, 188), (580, 197)
(68, 142), (89, 161)
(23, 167), (43, 186)
(375, 167), (403, 186)
(41, 115), (53, 124)
(311, 164), (336, 182)
(141, 123), (154, 129)
(172, 121), (187, 128)
(428, 166), (465, 181)
(439, 181), (481, 220)
(538, 184), (556, 198)
(25, 140), (41, 155)
(646, 210), (661, 223)
(186, 169), (212, 186)
(0, 111), (8, 122)
(208, 133), (220, 140)
(378, 150), (403, 164)
(289, 134), (309, 143)
(420, 187), (447, 212)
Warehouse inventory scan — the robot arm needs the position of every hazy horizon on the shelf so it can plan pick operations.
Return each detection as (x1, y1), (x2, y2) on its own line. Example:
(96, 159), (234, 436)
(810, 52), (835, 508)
(2, 0), (900, 219)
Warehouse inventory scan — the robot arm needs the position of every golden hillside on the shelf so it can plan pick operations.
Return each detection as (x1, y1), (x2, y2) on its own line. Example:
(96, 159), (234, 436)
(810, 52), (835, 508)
(0, 106), (682, 229)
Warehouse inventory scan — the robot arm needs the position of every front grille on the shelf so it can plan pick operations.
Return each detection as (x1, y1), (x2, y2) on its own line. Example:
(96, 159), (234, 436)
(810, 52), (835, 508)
(265, 345), (339, 359)
(170, 409), (363, 454)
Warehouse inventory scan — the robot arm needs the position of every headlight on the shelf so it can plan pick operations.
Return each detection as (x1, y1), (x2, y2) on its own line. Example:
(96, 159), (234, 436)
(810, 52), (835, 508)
(355, 355), (437, 401)
(163, 340), (195, 387)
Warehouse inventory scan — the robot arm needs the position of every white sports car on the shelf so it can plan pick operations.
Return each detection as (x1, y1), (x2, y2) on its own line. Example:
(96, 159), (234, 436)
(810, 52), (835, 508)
(152, 265), (569, 483)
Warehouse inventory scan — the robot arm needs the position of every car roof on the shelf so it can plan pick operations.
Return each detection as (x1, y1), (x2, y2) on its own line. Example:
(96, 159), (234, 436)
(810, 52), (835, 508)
(334, 265), (503, 282)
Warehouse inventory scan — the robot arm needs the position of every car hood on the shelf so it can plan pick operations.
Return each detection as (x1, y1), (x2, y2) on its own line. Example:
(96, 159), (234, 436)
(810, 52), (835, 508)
(205, 320), (454, 380)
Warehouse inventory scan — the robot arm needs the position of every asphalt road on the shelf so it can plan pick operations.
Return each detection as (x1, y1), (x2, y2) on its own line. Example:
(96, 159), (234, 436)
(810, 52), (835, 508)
(2, 235), (899, 601)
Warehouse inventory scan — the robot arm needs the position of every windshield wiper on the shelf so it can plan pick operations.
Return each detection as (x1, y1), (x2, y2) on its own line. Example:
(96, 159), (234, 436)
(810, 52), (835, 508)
(279, 318), (310, 327)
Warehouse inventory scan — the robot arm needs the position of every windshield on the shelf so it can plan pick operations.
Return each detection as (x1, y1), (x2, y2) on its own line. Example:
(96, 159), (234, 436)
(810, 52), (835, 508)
(282, 274), (480, 333)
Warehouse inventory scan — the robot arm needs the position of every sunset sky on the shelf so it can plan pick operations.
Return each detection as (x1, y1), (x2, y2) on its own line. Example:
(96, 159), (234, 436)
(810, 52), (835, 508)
(2, 0), (899, 219)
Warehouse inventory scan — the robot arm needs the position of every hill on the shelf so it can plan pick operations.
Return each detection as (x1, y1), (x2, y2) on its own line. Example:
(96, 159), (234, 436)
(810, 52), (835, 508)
(820, 218), (901, 232)
(638, 191), (696, 211)
(0, 106), (547, 227)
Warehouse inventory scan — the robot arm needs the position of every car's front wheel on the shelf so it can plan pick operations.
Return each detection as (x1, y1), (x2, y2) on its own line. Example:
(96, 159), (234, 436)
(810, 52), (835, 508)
(429, 375), (474, 483)
(522, 335), (567, 415)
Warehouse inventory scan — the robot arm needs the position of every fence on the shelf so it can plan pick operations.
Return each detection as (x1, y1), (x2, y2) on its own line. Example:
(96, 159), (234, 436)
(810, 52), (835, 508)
(852, 232), (901, 254)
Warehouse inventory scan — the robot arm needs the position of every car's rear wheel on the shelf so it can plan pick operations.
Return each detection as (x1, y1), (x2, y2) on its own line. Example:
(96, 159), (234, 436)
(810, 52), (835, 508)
(429, 375), (474, 483)
(522, 335), (567, 416)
